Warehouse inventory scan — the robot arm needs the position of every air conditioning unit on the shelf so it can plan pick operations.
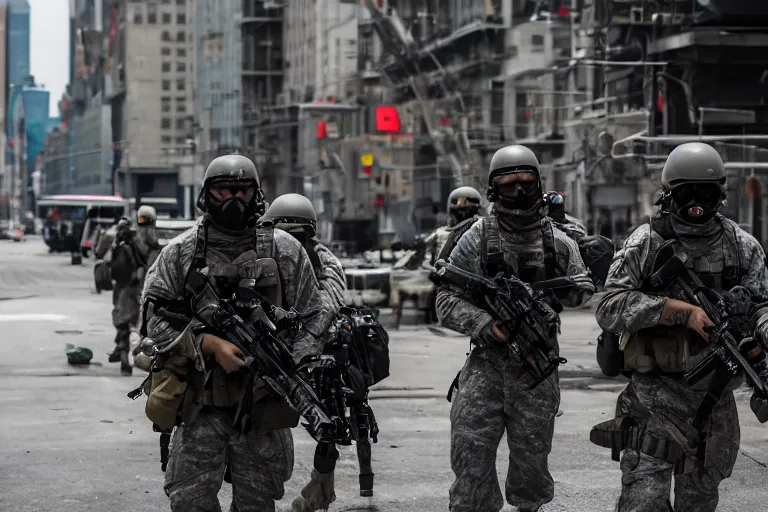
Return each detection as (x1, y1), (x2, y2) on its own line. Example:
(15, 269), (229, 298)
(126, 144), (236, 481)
(630, 7), (644, 24)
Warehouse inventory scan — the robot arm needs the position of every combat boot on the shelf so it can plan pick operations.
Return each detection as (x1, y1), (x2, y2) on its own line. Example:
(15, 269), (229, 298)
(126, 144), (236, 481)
(109, 326), (131, 363)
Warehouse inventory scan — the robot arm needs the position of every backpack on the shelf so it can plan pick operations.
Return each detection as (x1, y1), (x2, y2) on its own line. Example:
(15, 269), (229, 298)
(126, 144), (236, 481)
(326, 307), (390, 398)
(110, 242), (142, 286)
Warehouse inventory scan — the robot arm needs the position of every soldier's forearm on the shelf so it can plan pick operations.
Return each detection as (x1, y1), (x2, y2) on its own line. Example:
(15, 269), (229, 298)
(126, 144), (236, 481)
(596, 290), (667, 334)
(436, 289), (493, 338)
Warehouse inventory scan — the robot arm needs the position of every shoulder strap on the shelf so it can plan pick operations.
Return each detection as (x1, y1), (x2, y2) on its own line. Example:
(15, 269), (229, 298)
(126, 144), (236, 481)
(254, 225), (275, 259)
(481, 216), (504, 277)
(722, 218), (743, 282)
(542, 221), (565, 278)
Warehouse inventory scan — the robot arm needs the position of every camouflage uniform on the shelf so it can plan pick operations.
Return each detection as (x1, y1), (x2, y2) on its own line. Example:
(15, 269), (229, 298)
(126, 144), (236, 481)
(594, 142), (768, 512)
(551, 213), (587, 241)
(142, 157), (335, 512)
(595, 215), (768, 511)
(110, 219), (161, 372)
(313, 241), (346, 309)
(437, 215), (592, 512)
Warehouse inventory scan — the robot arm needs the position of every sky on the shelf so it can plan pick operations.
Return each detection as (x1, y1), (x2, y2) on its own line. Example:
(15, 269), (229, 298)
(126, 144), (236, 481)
(28, 0), (70, 117)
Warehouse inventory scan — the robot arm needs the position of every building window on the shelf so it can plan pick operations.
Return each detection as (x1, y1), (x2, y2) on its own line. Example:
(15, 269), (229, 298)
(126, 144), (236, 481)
(177, 13), (186, 24)
(161, 47), (172, 56)
(161, 98), (172, 112)
(162, 13), (172, 24)
(162, 135), (172, 144)
(147, 5), (157, 24)
(162, 80), (171, 91)
(177, 0), (185, 4)
(176, 118), (187, 130)
(176, 31), (186, 42)
(161, 118), (172, 130)
(177, 103), (187, 113)
(176, 136), (187, 145)
(175, 96), (186, 104)
(176, 62), (186, 72)
(162, 62), (171, 72)
(133, 9), (142, 24)
(176, 80), (186, 91)
(177, 48), (186, 57)
(162, 31), (172, 42)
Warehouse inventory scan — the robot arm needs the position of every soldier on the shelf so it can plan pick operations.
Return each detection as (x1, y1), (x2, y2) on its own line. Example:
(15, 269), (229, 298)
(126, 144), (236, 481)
(248, 193), (346, 512)
(594, 142), (768, 511)
(141, 155), (335, 512)
(107, 205), (161, 375)
(260, 193), (346, 309)
(543, 191), (587, 241)
(433, 186), (484, 262)
(436, 144), (595, 512)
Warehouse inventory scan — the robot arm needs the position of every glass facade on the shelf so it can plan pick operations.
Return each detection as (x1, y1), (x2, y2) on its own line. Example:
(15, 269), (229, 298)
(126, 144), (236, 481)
(7, 0), (30, 86)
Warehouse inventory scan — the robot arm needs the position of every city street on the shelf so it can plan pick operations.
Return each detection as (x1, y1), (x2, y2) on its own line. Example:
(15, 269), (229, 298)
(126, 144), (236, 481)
(1, 237), (767, 512)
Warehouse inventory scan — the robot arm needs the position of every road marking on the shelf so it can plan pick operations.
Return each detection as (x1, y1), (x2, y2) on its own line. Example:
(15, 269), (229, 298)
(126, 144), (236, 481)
(0, 313), (70, 322)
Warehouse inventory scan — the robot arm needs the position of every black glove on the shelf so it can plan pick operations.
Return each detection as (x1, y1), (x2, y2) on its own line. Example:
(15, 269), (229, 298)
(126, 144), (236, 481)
(750, 393), (768, 423)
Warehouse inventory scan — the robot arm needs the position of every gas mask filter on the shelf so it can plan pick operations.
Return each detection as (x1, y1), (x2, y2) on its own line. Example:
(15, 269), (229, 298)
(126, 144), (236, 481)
(670, 183), (723, 224)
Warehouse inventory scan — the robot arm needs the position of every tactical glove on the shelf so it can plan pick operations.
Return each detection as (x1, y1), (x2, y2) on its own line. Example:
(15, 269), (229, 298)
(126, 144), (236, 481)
(570, 272), (596, 294)
(750, 393), (768, 423)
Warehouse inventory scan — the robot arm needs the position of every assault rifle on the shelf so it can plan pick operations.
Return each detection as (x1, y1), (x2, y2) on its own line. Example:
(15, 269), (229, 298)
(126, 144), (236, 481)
(432, 260), (575, 389)
(186, 270), (351, 473)
(650, 243), (768, 441)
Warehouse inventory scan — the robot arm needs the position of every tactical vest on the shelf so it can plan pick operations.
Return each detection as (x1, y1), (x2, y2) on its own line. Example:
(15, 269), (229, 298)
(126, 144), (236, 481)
(186, 221), (283, 308)
(624, 215), (747, 375)
(480, 216), (563, 283)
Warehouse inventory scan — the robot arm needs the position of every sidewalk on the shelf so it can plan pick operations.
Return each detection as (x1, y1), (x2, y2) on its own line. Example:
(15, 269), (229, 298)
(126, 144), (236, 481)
(369, 306), (622, 399)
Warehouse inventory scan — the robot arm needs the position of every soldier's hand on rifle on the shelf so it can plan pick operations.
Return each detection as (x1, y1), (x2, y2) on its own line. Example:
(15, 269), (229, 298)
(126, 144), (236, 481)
(570, 272), (596, 294)
(661, 299), (714, 341)
(200, 333), (247, 373)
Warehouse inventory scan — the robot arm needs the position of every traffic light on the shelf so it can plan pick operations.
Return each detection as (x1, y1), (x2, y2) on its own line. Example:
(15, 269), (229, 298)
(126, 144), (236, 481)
(361, 153), (374, 176)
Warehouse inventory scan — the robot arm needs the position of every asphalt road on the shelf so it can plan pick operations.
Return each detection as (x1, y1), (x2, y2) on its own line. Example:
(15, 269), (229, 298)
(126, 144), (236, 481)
(1, 238), (767, 512)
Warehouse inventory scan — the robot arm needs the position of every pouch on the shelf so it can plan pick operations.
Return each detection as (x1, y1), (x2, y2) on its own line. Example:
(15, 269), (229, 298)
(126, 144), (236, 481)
(146, 369), (188, 431)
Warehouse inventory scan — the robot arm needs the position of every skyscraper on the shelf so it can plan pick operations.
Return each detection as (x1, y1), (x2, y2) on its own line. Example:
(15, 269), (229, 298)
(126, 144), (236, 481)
(6, 0), (30, 87)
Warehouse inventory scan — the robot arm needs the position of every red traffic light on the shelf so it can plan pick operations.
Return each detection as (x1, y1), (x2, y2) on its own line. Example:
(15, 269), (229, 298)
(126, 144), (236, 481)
(363, 165), (372, 175)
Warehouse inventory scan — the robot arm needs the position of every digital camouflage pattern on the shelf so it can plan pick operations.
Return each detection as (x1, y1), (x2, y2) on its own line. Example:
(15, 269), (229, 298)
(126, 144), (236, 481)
(436, 216), (593, 512)
(112, 224), (161, 351)
(435, 216), (482, 262)
(164, 409), (294, 512)
(142, 219), (335, 511)
(596, 214), (768, 511)
(551, 214), (588, 242)
(313, 242), (346, 310)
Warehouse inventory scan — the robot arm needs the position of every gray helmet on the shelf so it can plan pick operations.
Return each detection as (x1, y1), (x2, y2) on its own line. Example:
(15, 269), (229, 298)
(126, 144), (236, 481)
(196, 154), (263, 212)
(661, 142), (726, 192)
(136, 205), (157, 226)
(447, 186), (482, 213)
(260, 193), (317, 236)
(486, 144), (541, 201)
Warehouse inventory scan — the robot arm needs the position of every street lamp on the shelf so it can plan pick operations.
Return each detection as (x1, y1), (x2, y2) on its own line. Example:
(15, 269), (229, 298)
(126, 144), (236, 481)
(186, 121), (202, 219)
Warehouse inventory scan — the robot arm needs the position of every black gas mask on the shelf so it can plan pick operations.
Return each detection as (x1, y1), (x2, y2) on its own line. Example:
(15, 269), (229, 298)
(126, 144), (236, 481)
(494, 171), (542, 212)
(207, 180), (260, 231)
(448, 196), (481, 225)
(669, 183), (723, 224)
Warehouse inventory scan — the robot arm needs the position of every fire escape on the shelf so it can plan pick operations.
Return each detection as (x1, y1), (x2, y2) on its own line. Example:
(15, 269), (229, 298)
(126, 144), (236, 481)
(362, 0), (477, 188)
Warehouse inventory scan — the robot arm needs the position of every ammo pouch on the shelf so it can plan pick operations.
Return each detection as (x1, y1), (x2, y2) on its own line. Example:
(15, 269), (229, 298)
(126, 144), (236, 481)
(623, 326), (690, 374)
(596, 331), (623, 377)
(146, 367), (188, 431)
(249, 378), (300, 434)
(590, 417), (691, 474)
